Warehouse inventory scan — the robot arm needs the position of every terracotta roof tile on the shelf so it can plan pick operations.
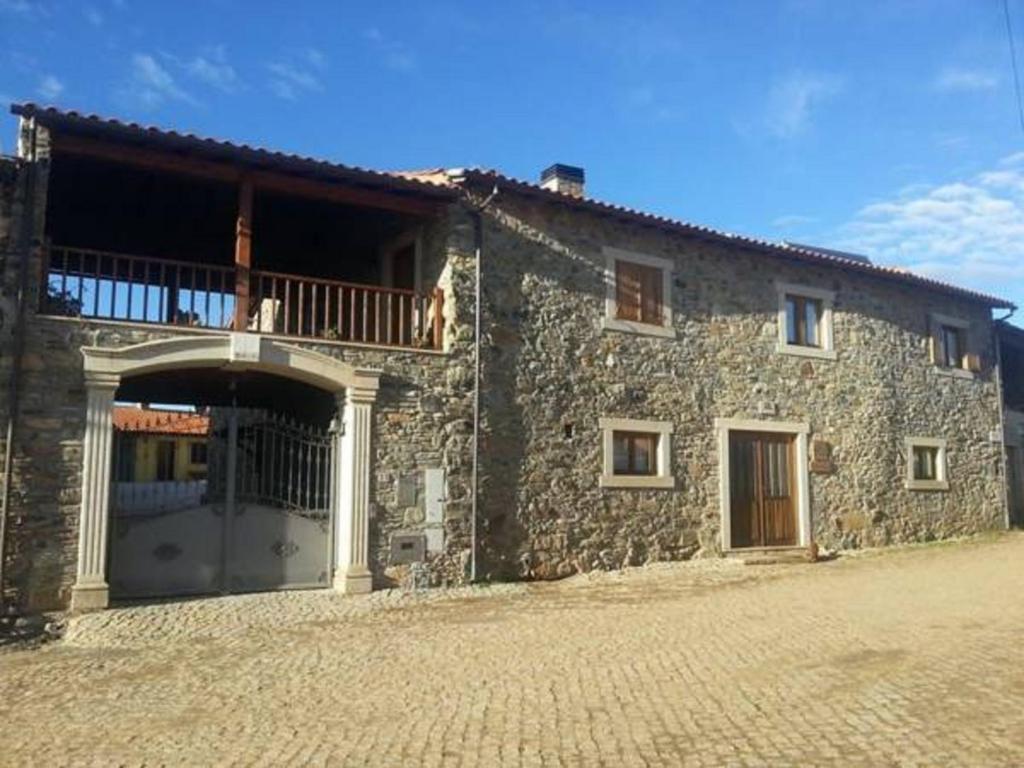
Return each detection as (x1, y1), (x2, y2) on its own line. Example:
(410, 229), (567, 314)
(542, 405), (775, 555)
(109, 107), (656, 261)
(456, 168), (1016, 310)
(113, 406), (210, 436)
(11, 103), (456, 197)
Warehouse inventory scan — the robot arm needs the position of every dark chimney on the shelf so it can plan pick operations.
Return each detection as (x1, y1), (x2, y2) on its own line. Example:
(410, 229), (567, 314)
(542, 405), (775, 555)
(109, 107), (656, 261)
(540, 163), (585, 198)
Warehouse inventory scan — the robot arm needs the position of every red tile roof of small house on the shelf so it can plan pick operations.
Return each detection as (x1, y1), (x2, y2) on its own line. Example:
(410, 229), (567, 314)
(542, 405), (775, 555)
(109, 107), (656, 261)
(113, 406), (210, 436)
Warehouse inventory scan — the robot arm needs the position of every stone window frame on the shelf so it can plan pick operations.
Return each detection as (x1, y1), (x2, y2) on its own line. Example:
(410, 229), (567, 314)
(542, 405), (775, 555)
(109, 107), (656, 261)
(929, 313), (975, 380)
(598, 417), (675, 489)
(775, 281), (837, 360)
(905, 436), (949, 491)
(600, 246), (676, 339)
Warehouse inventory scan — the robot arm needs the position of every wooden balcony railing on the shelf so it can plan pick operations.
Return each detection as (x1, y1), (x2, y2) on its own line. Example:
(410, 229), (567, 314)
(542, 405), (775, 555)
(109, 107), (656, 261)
(41, 245), (444, 350)
(43, 245), (237, 329)
(250, 269), (444, 349)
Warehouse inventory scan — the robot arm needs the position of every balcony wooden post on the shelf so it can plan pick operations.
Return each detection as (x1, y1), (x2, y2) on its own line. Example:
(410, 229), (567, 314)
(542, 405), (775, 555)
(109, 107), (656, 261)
(233, 177), (254, 331)
(433, 287), (444, 350)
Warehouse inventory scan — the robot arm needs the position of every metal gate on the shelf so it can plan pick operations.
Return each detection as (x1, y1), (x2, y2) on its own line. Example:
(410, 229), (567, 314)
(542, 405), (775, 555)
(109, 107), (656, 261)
(109, 408), (334, 600)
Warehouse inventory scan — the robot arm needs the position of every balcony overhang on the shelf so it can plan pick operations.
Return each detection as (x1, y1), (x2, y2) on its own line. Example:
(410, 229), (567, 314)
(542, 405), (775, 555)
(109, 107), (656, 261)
(13, 103), (455, 217)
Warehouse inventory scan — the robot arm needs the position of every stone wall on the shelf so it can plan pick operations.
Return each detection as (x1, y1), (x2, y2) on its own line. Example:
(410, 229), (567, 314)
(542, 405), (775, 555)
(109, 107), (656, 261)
(0, 120), (55, 611)
(472, 191), (1006, 580)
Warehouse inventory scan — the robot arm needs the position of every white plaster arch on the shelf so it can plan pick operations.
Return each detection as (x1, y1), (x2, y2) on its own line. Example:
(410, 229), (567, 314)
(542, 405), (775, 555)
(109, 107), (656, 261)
(72, 332), (381, 612)
(80, 333), (380, 395)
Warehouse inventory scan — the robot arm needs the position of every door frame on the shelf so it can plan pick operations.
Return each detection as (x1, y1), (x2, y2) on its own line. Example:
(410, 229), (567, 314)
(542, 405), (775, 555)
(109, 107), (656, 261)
(715, 418), (811, 552)
(380, 229), (422, 292)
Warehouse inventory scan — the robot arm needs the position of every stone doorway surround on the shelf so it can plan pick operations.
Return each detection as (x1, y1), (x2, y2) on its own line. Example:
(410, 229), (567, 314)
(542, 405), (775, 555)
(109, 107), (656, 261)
(714, 417), (812, 552)
(73, 333), (381, 612)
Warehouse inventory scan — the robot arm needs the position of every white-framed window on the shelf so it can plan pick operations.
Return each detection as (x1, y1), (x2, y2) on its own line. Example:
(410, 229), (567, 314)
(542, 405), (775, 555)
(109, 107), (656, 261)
(928, 313), (977, 378)
(599, 417), (675, 488)
(601, 246), (675, 339)
(775, 282), (836, 360)
(905, 437), (949, 491)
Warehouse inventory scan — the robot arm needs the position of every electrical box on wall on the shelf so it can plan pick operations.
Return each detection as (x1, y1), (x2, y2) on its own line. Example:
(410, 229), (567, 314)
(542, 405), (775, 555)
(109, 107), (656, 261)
(390, 534), (426, 564)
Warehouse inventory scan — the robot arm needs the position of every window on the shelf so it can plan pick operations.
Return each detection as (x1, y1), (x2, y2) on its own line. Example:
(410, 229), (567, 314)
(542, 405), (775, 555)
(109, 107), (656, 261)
(785, 295), (822, 347)
(612, 431), (657, 475)
(912, 445), (939, 481)
(156, 441), (176, 482)
(929, 313), (975, 377)
(940, 325), (964, 369)
(114, 434), (136, 482)
(615, 261), (663, 325)
(905, 437), (948, 491)
(776, 282), (835, 360)
(599, 417), (674, 488)
(189, 441), (208, 465)
(601, 247), (675, 338)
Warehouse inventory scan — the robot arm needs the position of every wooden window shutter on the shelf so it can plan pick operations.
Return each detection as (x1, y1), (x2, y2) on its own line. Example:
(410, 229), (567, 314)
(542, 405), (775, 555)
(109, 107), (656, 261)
(927, 316), (939, 365)
(639, 264), (663, 325)
(615, 261), (641, 321)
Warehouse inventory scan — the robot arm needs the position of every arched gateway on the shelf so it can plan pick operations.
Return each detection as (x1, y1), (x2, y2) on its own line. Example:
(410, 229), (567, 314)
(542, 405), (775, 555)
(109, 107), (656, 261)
(72, 333), (380, 611)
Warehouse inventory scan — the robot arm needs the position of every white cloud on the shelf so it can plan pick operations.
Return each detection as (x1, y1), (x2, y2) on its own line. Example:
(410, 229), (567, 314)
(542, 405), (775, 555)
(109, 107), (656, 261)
(125, 53), (197, 108)
(302, 47), (327, 71)
(765, 72), (841, 138)
(835, 154), (1024, 298)
(184, 46), (239, 93)
(999, 151), (1024, 167)
(267, 63), (321, 100)
(363, 27), (416, 73)
(266, 51), (326, 100)
(0, 0), (38, 16)
(36, 74), (63, 100)
(933, 67), (998, 93)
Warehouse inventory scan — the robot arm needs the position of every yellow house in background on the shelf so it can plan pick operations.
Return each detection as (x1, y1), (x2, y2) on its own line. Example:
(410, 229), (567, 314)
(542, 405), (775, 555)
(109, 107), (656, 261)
(113, 405), (211, 483)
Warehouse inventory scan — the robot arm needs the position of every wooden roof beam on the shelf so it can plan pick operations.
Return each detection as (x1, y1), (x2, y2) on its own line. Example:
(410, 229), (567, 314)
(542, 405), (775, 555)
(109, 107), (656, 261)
(51, 134), (446, 217)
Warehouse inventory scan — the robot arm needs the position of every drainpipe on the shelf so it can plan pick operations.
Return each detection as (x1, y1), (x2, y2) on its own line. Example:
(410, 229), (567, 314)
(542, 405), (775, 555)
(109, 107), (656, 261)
(994, 308), (1018, 529)
(0, 119), (38, 614)
(468, 184), (498, 583)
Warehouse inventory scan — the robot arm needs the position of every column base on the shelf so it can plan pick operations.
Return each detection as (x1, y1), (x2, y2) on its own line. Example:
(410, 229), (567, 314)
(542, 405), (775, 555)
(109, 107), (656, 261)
(333, 568), (372, 595)
(71, 582), (109, 612)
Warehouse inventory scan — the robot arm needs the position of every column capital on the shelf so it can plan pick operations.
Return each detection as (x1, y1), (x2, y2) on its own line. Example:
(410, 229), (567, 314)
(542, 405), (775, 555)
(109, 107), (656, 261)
(84, 371), (121, 392)
(342, 384), (379, 406)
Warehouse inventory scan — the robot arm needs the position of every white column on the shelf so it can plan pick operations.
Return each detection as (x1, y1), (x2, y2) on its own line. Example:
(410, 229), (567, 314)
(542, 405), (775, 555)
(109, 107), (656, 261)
(333, 385), (375, 594)
(71, 373), (119, 612)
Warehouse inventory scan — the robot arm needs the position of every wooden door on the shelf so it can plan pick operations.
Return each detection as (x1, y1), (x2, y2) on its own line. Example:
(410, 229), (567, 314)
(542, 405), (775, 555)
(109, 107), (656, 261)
(729, 431), (797, 548)
(389, 243), (416, 345)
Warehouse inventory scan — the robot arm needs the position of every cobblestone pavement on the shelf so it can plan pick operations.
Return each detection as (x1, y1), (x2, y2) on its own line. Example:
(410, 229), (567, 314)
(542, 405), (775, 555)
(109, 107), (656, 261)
(2, 535), (1024, 767)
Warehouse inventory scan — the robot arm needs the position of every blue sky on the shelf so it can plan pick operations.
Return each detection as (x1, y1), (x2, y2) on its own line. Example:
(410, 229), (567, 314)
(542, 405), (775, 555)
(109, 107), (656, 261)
(1, 0), (1022, 321)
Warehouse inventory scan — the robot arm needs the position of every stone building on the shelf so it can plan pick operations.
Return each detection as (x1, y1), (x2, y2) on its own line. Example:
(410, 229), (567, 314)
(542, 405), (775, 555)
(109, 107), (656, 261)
(999, 323), (1024, 525)
(0, 104), (1017, 613)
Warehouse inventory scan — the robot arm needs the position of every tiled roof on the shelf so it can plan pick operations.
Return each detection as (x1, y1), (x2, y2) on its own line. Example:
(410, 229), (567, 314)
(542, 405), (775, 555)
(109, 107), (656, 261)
(113, 406), (210, 436)
(10, 103), (1013, 309)
(454, 168), (1016, 310)
(10, 103), (455, 198)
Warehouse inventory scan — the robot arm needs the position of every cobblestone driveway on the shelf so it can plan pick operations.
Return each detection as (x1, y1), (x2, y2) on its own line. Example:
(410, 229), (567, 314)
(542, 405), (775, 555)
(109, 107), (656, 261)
(2, 534), (1024, 767)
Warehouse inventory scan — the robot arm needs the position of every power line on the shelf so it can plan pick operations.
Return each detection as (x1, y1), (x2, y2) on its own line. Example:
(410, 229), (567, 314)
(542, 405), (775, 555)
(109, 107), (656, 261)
(1004, 0), (1024, 135)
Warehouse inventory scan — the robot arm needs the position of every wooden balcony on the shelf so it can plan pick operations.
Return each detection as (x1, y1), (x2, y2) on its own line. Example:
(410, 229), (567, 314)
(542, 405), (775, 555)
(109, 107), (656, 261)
(42, 245), (445, 350)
